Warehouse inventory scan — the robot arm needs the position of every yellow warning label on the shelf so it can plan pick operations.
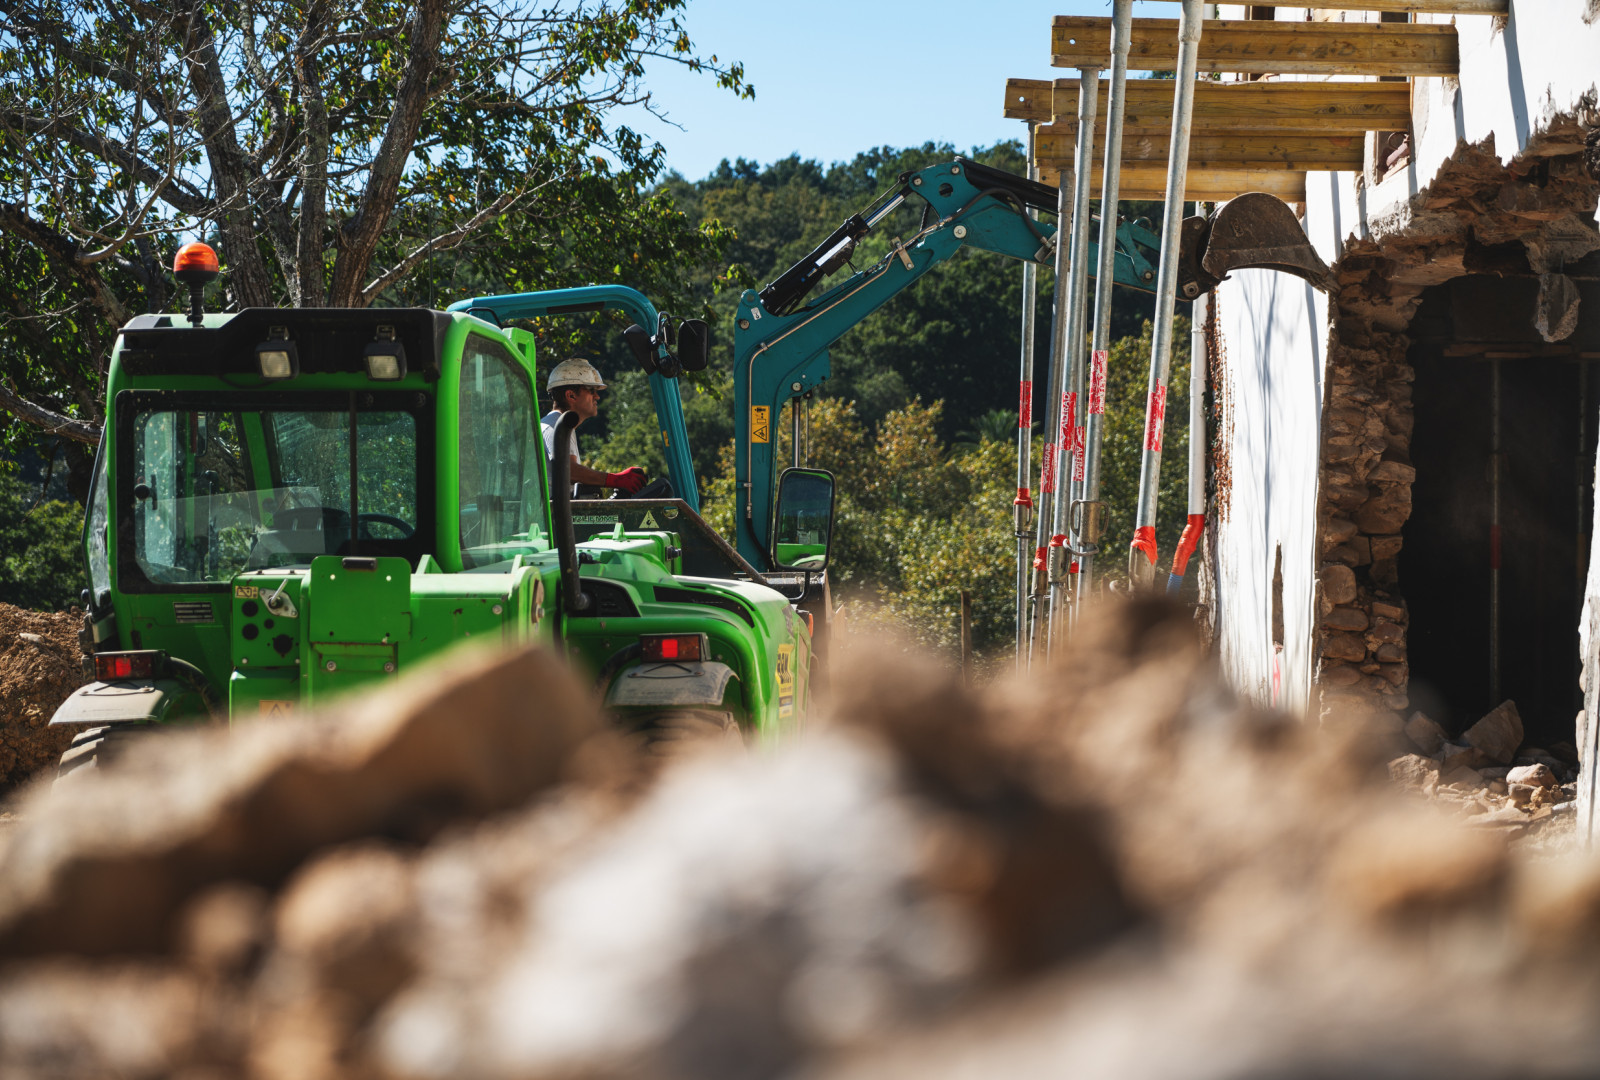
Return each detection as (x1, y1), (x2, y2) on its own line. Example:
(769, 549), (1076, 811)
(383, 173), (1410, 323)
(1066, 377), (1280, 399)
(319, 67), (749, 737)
(259, 700), (294, 717)
(234, 585), (259, 599)
(752, 406), (770, 443)
(640, 510), (659, 529)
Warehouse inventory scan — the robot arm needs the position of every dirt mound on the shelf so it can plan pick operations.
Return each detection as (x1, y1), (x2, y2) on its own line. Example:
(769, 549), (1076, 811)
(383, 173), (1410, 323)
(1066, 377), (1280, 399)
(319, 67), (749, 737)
(2, 598), (1599, 1078)
(0, 603), (83, 793)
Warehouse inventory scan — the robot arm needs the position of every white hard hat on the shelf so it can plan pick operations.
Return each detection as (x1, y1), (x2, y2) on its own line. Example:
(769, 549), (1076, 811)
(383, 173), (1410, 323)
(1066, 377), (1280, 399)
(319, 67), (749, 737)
(547, 358), (606, 392)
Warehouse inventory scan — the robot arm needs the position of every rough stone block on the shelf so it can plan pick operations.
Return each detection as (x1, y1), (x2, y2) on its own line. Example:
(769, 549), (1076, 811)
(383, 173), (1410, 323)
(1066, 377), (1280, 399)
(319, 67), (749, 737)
(1507, 763), (1557, 789)
(1321, 631), (1368, 663)
(1368, 537), (1404, 563)
(1368, 460), (1417, 484)
(1321, 517), (1359, 546)
(1356, 487), (1412, 534)
(1442, 741), (1491, 771)
(1404, 712), (1446, 755)
(1320, 663), (1362, 688)
(1318, 564), (1358, 605)
(1388, 753), (1439, 793)
(1377, 662), (1407, 687)
(1463, 700), (1524, 766)
(1374, 643), (1407, 663)
(1368, 619), (1405, 645)
(1324, 606), (1369, 632)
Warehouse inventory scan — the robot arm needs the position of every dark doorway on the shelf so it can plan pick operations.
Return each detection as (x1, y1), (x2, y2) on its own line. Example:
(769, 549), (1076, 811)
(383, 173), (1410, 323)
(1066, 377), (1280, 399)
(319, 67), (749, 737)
(1401, 276), (1599, 747)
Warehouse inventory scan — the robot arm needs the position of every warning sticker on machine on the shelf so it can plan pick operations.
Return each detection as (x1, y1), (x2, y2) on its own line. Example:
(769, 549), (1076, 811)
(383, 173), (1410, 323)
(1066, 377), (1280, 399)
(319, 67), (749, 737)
(259, 700), (294, 718)
(234, 585), (259, 599)
(752, 406), (770, 443)
(776, 643), (795, 718)
(640, 510), (659, 529)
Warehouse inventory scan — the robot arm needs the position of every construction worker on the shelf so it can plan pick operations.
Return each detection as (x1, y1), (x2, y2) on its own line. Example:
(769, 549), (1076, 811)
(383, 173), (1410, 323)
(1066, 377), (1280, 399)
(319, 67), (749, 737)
(541, 358), (648, 495)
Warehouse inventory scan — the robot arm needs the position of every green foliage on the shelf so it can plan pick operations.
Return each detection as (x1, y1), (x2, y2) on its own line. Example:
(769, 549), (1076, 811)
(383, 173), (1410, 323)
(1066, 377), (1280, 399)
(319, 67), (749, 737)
(0, 472), (84, 612)
(0, 0), (750, 463)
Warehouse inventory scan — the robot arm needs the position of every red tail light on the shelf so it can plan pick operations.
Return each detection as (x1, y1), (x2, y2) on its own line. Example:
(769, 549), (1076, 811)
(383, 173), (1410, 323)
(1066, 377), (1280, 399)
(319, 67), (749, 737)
(640, 633), (707, 663)
(95, 651), (161, 681)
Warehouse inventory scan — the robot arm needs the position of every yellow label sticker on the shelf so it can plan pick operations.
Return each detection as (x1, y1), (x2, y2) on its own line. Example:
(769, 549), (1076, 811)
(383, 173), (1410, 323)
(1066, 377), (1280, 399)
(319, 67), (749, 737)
(776, 642), (795, 697)
(259, 699), (294, 717)
(640, 510), (659, 529)
(752, 406), (770, 444)
(234, 585), (259, 599)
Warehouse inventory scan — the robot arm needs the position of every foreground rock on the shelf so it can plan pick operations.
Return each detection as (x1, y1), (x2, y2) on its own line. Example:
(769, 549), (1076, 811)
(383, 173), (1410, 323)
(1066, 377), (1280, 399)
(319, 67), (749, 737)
(8, 600), (1600, 1078)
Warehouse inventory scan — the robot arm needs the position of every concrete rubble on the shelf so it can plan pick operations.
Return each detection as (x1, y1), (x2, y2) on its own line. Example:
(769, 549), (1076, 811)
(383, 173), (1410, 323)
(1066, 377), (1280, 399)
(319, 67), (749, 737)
(5, 599), (1600, 1078)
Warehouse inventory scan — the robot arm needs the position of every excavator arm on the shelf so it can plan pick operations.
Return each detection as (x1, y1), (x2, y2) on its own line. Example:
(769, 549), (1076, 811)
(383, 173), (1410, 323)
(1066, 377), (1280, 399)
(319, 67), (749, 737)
(732, 157), (1167, 569)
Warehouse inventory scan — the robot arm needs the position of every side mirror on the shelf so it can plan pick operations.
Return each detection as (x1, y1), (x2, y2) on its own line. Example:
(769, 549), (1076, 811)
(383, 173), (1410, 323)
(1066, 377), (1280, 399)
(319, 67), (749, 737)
(623, 323), (656, 374)
(678, 319), (710, 372)
(771, 467), (835, 572)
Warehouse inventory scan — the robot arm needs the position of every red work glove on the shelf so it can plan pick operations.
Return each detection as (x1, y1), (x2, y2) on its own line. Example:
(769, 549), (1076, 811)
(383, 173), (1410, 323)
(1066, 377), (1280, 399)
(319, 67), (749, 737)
(605, 467), (647, 495)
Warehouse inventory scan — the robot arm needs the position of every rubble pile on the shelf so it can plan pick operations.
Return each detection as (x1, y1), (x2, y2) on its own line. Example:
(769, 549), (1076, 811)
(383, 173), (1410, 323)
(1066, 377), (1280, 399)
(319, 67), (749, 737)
(0, 603), (83, 794)
(1388, 699), (1581, 837)
(1311, 131), (1600, 727)
(6, 599), (1600, 1078)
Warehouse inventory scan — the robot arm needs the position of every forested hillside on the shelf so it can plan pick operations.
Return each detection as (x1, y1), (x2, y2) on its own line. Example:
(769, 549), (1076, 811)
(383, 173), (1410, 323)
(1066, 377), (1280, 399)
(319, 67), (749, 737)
(578, 141), (1197, 662)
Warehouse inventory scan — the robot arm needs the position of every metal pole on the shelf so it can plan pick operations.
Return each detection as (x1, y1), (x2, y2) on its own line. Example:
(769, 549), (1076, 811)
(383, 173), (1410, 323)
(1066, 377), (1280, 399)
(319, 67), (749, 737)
(1015, 122), (1040, 671)
(1078, 0), (1133, 604)
(1168, 286), (1209, 595)
(1490, 358), (1502, 705)
(1129, 0), (1204, 590)
(1031, 177), (1073, 659)
(1047, 66), (1101, 652)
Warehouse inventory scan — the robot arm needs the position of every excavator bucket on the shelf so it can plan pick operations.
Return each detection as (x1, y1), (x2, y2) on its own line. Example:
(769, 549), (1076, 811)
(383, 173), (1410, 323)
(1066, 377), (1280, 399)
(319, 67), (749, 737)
(1176, 191), (1333, 299)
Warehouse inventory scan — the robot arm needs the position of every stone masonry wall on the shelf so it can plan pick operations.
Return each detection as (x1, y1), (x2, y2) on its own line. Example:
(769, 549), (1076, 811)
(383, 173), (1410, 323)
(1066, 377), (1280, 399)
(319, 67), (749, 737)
(1315, 131), (1600, 730)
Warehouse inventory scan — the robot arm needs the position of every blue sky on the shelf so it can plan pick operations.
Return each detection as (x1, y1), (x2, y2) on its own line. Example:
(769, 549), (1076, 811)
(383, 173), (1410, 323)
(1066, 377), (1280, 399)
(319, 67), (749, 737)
(632, 0), (1176, 181)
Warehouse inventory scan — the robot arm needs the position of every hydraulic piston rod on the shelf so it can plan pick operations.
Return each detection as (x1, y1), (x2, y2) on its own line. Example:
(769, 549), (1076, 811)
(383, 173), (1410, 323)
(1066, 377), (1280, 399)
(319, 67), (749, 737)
(1015, 122), (1040, 670)
(1130, 0), (1204, 590)
(1077, 0), (1134, 603)
(1047, 65), (1101, 653)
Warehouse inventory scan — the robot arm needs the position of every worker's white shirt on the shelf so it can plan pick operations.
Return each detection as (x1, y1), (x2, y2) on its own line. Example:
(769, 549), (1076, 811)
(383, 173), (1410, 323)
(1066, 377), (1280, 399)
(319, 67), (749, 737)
(541, 410), (581, 466)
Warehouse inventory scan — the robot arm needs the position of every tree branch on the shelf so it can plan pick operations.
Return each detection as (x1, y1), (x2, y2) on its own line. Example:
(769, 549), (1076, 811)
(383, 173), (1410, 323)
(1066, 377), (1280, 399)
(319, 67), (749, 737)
(176, 0), (274, 306)
(0, 382), (101, 444)
(329, 0), (446, 307)
(0, 200), (131, 327)
(358, 185), (524, 306)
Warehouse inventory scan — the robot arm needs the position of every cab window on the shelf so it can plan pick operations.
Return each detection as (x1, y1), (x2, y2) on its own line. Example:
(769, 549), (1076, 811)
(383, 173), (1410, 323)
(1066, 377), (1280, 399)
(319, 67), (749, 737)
(458, 335), (549, 568)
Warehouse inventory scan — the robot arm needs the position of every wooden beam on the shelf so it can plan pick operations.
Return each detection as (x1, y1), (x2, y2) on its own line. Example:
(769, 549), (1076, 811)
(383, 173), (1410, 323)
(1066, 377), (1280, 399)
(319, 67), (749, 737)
(1003, 78), (1054, 122)
(1036, 125), (1363, 171)
(1142, 0), (1503, 12)
(1046, 78), (1411, 136)
(1033, 161), (1307, 203)
(1051, 17), (1458, 76)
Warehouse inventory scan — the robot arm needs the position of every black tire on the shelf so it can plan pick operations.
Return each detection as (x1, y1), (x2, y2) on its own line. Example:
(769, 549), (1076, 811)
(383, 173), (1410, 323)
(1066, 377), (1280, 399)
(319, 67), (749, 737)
(54, 725), (152, 788)
(619, 709), (743, 757)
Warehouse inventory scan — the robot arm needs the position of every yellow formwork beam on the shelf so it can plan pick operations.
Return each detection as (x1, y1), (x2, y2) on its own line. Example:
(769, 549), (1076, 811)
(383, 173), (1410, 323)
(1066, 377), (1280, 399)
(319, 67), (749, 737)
(1052, 16), (1457, 76)
(1032, 161), (1308, 203)
(1141, 0), (1503, 11)
(1049, 78), (1410, 136)
(1036, 125), (1363, 171)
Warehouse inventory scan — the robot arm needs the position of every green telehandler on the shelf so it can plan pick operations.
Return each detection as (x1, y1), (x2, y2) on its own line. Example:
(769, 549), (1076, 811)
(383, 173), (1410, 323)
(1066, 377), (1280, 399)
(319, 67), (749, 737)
(49, 243), (828, 777)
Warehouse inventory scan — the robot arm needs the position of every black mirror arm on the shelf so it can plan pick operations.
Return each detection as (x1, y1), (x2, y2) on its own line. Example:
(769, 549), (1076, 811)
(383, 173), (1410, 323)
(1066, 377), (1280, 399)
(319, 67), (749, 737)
(550, 412), (591, 614)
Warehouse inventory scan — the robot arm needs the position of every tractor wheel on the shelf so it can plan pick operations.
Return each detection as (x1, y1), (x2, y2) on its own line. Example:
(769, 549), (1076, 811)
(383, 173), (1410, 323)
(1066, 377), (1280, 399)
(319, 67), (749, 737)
(53, 725), (151, 788)
(621, 709), (743, 757)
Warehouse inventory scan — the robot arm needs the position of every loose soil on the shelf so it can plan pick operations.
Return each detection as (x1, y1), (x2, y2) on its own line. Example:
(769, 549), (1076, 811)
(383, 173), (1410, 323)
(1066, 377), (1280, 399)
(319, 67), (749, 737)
(0, 603), (82, 796)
